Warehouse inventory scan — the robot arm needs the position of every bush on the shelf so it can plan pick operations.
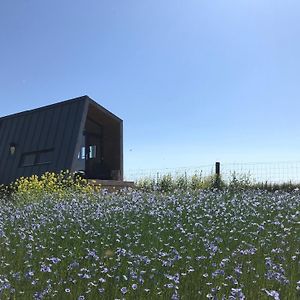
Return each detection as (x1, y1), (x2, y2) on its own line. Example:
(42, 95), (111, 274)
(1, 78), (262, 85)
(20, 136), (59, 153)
(9, 170), (99, 204)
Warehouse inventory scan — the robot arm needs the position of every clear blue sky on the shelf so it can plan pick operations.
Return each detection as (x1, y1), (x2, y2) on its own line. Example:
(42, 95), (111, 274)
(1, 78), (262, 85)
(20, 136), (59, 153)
(1, 0), (300, 173)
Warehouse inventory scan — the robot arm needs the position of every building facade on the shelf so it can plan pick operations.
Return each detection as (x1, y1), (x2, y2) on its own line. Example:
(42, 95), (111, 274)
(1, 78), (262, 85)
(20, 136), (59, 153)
(0, 96), (123, 184)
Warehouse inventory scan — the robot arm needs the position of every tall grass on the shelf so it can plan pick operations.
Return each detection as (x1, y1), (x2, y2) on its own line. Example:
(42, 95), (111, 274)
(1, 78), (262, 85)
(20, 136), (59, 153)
(136, 172), (221, 192)
(136, 171), (300, 192)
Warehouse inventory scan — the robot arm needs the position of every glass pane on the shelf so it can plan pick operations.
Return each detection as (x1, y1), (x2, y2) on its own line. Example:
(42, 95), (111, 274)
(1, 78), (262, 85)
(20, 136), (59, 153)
(37, 150), (53, 164)
(78, 147), (86, 160)
(89, 145), (96, 159)
(21, 153), (36, 166)
(81, 147), (85, 159)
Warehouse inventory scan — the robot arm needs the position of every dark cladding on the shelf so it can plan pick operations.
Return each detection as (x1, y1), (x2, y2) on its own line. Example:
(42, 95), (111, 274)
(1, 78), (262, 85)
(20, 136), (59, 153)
(0, 96), (123, 184)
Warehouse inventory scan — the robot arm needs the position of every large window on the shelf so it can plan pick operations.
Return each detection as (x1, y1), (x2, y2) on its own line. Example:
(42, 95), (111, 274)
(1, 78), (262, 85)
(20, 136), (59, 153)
(20, 149), (54, 167)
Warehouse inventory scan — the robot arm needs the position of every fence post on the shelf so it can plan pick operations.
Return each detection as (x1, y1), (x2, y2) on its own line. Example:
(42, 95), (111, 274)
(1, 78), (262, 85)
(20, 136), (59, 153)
(215, 162), (220, 177)
(215, 161), (221, 188)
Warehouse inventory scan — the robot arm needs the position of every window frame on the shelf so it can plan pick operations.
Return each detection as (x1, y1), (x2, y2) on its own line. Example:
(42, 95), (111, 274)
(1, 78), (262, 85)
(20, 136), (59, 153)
(19, 149), (54, 167)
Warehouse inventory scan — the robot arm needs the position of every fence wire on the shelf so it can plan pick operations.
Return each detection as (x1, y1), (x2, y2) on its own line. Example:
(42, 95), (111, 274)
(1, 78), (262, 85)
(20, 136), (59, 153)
(220, 161), (300, 184)
(125, 161), (300, 184)
(125, 164), (215, 182)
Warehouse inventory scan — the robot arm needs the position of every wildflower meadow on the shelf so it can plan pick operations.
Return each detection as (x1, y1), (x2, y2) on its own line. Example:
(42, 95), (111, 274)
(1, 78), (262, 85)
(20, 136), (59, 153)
(0, 173), (299, 299)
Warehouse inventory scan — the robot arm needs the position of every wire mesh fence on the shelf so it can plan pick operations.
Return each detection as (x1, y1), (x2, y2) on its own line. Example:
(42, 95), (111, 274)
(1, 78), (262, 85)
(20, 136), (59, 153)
(125, 163), (215, 182)
(220, 161), (300, 184)
(125, 161), (300, 184)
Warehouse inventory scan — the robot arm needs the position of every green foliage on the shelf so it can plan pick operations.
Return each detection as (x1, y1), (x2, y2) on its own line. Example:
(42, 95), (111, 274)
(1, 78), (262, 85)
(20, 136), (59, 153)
(253, 180), (300, 192)
(0, 184), (10, 201)
(135, 177), (157, 192)
(158, 174), (174, 192)
(136, 172), (226, 192)
(175, 173), (188, 191)
(136, 170), (300, 192)
(8, 170), (99, 204)
(228, 171), (252, 191)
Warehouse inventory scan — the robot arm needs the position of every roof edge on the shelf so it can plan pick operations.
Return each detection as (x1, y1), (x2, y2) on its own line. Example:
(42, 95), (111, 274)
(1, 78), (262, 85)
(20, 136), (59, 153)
(0, 95), (121, 121)
(86, 96), (123, 122)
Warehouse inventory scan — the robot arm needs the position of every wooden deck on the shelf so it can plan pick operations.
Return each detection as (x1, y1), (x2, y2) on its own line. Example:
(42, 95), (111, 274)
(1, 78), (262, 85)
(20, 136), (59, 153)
(87, 179), (134, 190)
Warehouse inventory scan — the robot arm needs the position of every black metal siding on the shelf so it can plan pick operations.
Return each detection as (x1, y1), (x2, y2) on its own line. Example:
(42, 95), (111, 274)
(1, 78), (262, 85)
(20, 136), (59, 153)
(63, 101), (87, 172)
(0, 117), (16, 183)
(70, 100), (89, 173)
(11, 113), (35, 181)
(34, 107), (56, 176)
(6, 114), (28, 183)
(0, 98), (86, 184)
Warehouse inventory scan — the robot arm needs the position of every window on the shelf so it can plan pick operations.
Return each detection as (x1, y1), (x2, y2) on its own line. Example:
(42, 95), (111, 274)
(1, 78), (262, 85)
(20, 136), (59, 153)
(21, 153), (36, 167)
(20, 149), (54, 167)
(89, 145), (97, 159)
(36, 150), (53, 164)
(77, 146), (97, 159)
(78, 147), (86, 160)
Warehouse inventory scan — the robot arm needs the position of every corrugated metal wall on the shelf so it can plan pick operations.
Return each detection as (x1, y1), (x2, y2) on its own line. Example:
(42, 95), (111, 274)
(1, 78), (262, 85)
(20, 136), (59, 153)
(0, 98), (86, 184)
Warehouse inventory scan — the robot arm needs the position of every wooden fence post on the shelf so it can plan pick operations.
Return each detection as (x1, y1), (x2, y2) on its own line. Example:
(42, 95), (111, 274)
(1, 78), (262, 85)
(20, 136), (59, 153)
(215, 161), (221, 188)
(215, 162), (220, 177)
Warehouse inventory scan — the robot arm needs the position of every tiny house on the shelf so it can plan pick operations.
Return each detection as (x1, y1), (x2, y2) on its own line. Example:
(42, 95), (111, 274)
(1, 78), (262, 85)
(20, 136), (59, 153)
(0, 96), (123, 184)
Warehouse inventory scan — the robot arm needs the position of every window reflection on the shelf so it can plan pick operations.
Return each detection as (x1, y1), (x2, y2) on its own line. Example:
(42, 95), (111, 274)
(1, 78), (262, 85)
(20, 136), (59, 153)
(77, 145), (97, 160)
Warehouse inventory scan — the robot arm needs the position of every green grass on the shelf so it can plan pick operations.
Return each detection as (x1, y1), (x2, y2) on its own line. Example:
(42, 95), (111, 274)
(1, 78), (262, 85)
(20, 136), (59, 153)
(0, 184), (299, 299)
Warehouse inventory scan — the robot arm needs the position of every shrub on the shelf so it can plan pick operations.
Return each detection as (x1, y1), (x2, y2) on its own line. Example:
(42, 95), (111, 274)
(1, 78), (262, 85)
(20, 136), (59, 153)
(9, 170), (99, 204)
